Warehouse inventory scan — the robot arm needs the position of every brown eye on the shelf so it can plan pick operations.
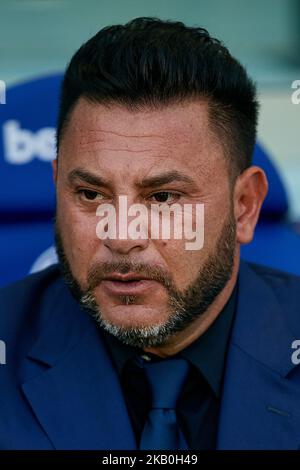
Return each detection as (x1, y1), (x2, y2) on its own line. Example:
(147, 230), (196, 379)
(81, 189), (99, 200)
(151, 192), (177, 203)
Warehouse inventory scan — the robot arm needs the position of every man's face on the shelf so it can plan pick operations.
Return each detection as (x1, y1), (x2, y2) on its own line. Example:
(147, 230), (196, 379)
(54, 98), (237, 347)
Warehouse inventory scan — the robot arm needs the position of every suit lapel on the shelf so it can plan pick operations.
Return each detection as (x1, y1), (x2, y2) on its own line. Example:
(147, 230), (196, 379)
(21, 277), (137, 450)
(21, 262), (300, 449)
(217, 261), (300, 449)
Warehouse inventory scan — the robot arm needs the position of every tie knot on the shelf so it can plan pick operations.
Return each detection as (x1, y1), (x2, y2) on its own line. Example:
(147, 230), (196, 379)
(142, 357), (189, 409)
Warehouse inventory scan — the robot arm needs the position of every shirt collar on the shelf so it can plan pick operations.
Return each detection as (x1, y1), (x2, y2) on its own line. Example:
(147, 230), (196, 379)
(101, 281), (238, 397)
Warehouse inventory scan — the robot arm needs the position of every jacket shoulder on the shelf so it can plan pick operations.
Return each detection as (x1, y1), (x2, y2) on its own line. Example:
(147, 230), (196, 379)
(246, 261), (300, 289)
(243, 261), (300, 335)
(0, 264), (62, 337)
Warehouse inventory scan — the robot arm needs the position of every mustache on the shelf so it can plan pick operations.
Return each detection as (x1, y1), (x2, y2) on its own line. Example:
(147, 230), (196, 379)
(87, 260), (173, 290)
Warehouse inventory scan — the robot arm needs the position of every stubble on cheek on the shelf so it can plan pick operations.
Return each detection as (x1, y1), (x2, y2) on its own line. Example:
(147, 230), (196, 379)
(56, 210), (97, 289)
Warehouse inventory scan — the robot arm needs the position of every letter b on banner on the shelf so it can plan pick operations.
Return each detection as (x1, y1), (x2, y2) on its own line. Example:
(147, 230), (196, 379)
(3, 120), (55, 164)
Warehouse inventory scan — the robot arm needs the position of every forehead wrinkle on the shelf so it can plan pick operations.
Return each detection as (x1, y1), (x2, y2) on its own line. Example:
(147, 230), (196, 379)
(86, 147), (165, 154)
(77, 130), (172, 153)
(79, 128), (166, 139)
(80, 145), (170, 161)
(76, 134), (176, 158)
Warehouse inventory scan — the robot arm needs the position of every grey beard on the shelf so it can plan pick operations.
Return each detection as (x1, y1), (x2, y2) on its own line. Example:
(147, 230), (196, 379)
(80, 288), (194, 348)
(55, 208), (236, 349)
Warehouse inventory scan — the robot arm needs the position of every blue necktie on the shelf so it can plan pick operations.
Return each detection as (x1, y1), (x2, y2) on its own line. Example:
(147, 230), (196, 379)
(139, 357), (190, 450)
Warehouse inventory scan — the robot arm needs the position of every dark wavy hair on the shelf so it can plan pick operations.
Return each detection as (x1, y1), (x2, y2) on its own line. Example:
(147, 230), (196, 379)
(56, 17), (258, 177)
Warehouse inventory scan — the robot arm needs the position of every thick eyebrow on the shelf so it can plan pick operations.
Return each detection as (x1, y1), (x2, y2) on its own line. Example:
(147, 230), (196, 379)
(137, 171), (196, 189)
(67, 168), (111, 188)
(67, 168), (197, 191)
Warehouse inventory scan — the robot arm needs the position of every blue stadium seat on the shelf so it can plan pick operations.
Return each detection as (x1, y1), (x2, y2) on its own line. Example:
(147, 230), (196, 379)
(241, 144), (300, 275)
(0, 74), (60, 287)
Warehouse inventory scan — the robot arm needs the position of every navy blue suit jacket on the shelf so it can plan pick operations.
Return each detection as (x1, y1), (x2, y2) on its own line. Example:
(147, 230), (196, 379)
(0, 260), (300, 449)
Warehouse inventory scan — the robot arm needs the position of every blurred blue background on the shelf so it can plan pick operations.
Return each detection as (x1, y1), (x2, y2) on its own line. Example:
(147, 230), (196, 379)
(0, 0), (300, 286)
